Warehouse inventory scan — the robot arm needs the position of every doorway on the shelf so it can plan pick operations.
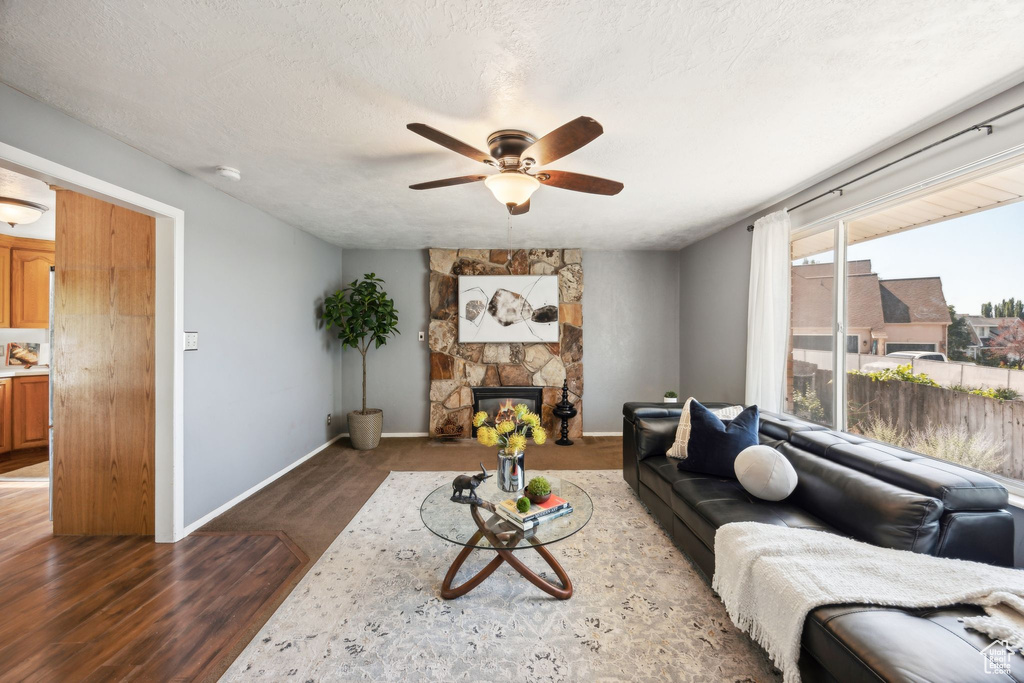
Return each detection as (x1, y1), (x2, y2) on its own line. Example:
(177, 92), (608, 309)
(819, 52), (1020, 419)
(0, 140), (184, 542)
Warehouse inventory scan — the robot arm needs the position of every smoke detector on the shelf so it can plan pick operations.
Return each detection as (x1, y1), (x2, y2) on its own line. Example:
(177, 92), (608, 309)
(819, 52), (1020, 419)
(215, 166), (241, 181)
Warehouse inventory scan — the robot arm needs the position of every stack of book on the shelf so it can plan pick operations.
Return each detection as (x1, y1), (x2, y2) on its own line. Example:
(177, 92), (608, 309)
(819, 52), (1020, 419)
(495, 495), (573, 530)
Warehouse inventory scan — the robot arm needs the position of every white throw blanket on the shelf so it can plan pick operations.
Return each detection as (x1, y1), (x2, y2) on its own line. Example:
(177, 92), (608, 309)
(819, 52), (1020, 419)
(713, 522), (1024, 682)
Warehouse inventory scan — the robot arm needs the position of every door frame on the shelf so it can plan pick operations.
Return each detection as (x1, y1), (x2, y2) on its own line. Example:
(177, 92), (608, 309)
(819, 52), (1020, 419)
(0, 141), (185, 543)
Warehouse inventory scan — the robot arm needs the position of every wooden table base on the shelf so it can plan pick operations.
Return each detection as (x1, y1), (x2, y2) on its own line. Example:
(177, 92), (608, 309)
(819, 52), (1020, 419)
(440, 504), (573, 600)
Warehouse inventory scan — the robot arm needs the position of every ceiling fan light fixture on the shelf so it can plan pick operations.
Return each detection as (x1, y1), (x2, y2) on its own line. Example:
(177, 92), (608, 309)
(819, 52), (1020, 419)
(483, 172), (539, 210)
(0, 196), (48, 228)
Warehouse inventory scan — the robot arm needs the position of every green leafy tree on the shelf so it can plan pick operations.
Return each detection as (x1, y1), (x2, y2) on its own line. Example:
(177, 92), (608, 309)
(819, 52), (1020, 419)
(981, 301), (993, 318)
(321, 273), (399, 413)
(946, 305), (973, 361)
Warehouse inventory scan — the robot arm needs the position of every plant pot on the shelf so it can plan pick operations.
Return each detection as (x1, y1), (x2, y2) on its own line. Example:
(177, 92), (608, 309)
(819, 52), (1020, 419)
(664, 397), (678, 403)
(496, 449), (525, 493)
(526, 489), (551, 505)
(348, 409), (383, 450)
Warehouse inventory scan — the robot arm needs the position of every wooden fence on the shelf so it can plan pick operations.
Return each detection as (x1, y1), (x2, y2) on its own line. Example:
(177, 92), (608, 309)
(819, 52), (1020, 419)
(846, 373), (1024, 480)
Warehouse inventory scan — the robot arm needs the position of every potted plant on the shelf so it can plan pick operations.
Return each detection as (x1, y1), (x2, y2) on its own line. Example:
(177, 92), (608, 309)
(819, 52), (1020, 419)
(526, 476), (551, 504)
(664, 390), (679, 403)
(474, 404), (547, 492)
(322, 273), (399, 450)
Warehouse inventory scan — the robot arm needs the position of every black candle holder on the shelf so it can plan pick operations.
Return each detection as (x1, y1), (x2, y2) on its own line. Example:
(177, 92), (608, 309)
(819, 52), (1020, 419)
(553, 379), (578, 446)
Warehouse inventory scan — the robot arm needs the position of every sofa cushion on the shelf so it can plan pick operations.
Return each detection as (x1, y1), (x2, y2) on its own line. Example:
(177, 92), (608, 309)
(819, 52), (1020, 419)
(758, 410), (828, 441)
(781, 443), (945, 554)
(679, 402), (759, 477)
(638, 456), (705, 504)
(633, 417), (679, 462)
(669, 475), (834, 550)
(789, 427), (1008, 512)
(804, 604), (1023, 682)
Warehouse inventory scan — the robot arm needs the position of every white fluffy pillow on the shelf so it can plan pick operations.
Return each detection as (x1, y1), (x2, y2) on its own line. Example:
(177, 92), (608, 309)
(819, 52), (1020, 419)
(666, 399), (746, 459)
(734, 445), (798, 501)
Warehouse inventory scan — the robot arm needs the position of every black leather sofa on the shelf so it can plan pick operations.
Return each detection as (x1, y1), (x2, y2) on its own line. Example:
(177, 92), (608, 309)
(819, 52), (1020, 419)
(623, 402), (1021, 682)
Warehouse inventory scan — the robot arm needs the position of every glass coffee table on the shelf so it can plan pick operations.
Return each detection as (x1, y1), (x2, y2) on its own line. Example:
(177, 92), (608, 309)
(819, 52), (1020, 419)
(420, 474), (592, 600)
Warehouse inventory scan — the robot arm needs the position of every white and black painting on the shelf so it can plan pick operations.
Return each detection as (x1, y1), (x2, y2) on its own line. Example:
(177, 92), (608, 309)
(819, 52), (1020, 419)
(458, 275), (559, 342)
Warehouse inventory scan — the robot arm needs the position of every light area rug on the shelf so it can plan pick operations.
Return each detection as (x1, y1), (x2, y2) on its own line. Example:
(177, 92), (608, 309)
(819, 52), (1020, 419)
(222, 470), (779, 682)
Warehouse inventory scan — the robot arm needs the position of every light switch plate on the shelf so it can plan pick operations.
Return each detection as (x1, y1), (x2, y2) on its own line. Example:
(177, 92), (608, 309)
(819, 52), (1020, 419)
(184, 331), (199, 351)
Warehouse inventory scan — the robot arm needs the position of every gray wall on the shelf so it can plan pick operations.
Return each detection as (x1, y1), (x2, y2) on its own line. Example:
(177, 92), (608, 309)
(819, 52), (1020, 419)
(678, 80), (1024, 404)
(341, 248), (681, 434)
(582, 250), (680, 431)
(0, 84), (346, 526)
(340, 249), (430, 433)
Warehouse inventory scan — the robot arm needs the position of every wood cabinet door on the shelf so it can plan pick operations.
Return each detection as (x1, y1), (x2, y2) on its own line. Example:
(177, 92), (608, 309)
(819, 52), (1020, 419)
(0, 247), (11, 329)
(11, 248), (54, 329)
(13, 375), (48, 450)
(0, 378), (12, 453)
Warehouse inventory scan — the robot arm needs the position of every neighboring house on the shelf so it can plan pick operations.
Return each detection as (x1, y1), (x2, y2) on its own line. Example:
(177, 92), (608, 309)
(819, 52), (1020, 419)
(791, 260), (951, 355)
(964, 315), (1024, 360)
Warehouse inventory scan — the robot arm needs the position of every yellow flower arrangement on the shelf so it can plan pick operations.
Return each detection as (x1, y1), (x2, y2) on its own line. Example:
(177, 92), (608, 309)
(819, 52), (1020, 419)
(474, 402), (546, 456)
(476, 426), (499, 447)
(532, 426), (547, 445)
(506, 433), (527, 453)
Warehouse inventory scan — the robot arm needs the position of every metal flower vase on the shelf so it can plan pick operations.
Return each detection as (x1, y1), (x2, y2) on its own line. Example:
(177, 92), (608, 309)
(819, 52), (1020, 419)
(497, 449), (525, 493)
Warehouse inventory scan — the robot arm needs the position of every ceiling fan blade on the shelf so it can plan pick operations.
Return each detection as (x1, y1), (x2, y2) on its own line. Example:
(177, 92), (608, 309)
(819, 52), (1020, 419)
(409, 175), (489, 190)
(407, 123), (494, 165)
(520, 116), (604, 167)
(509, 199), (530, 215)
(537, 170), (623, 195)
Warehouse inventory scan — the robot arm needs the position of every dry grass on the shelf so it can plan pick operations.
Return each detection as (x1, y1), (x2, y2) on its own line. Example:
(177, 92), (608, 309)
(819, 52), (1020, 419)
(857, 416), (1006, 473)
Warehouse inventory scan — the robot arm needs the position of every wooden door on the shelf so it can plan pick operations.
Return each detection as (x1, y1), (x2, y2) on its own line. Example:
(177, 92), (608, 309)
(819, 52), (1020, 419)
(0, 378), (12, 453)
(13, 375), (48, 449)
(52, 189), (155, 536)
(11, 248), (55, 328)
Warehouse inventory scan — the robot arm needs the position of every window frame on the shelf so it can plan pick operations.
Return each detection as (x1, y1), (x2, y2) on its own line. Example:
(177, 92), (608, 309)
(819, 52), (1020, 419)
(784, 143), (1024, 495)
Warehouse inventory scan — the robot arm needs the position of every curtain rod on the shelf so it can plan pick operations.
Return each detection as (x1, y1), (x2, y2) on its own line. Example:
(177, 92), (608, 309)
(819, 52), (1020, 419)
(747, 101), (1024, 232)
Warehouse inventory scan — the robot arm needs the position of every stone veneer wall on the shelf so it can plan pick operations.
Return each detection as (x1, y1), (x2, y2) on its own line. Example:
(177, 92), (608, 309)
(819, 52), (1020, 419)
(428, 248), (583, 439)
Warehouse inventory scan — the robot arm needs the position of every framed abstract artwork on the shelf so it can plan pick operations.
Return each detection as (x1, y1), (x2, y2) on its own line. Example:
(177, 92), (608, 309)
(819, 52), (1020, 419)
(458, 275), (559, 343)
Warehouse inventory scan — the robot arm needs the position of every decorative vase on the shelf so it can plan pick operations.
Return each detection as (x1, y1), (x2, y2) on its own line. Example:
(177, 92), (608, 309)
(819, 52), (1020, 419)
(348, 409), (383, 450)
(664, 397), (678, 403)
(496, 449), (525, 493)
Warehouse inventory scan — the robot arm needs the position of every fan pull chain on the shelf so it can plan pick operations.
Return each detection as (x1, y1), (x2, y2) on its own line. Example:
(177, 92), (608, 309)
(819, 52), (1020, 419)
(507, 212), (512, 265)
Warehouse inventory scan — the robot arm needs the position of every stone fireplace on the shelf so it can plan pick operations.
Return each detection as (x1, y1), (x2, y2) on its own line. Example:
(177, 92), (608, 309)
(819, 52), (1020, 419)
(428, 248), (583, 439)
(471, 386), (544, 437)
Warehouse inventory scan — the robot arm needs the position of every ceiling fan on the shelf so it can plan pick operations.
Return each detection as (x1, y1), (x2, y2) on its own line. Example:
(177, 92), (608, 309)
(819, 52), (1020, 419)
(406, 116), (623, 215)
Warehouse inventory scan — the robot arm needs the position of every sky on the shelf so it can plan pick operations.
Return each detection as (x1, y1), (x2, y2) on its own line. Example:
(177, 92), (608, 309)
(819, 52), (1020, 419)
(802, 200), (1024, 316)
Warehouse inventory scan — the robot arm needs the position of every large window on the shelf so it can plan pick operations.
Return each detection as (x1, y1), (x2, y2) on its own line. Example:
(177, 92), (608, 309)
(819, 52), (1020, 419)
(785, 159), (1024, 485)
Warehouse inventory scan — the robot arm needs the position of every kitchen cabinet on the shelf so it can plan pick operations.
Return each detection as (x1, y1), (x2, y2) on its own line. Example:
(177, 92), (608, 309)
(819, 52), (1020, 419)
(11, 248), (54, 329)
(0, 378), (12, 454)
(13, 375), (49, 450)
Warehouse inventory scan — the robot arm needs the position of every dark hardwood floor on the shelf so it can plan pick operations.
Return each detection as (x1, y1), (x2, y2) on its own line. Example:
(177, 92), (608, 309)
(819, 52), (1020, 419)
(0, 447), (48, 475)
(0, 482), (307, 681)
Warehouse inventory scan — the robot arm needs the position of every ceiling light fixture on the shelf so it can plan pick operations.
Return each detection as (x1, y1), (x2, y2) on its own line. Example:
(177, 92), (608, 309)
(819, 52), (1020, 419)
(483, 172), (540, 212)
(0, 197), (48, 228)
(215, 166), (241, 181)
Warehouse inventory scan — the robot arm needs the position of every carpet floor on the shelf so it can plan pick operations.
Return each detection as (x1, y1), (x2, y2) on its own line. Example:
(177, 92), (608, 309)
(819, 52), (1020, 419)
(224, 470), (779, 682)
(200, 436), (622, 681)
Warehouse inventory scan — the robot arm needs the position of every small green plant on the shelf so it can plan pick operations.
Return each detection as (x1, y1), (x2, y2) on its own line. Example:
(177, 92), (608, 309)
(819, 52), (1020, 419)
(848, 364), (938, 387)
(664, 390), (678, 398)
(792, 387), (826, 423)
(516, 496), (531, 513)
(948, 385), (1020, 401)
(527, 476), (551, 497)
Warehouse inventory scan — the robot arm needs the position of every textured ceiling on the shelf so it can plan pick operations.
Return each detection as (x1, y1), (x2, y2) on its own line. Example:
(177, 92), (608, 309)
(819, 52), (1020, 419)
(2, 1), (1024, 249)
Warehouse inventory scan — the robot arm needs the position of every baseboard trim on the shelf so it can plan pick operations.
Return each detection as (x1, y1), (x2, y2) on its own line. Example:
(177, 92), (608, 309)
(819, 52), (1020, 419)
(583, 431), (623, 437)
(181, 433), (345, 537)
(337, 432), (429, 438)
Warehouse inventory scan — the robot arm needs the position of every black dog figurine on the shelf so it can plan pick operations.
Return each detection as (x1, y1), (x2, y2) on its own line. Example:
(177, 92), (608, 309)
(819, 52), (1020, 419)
(451, 463), (491, 504)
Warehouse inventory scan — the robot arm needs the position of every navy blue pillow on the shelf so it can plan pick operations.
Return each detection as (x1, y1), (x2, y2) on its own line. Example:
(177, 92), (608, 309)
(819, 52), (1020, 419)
(677, 401), (759, 478)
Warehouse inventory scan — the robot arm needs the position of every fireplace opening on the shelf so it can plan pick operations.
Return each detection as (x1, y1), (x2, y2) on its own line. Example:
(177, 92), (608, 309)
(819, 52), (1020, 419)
(471, 386), (543, 437)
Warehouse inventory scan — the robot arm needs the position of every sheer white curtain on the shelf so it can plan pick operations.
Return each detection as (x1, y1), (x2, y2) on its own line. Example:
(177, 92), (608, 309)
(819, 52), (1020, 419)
(745, 209), (791, 412)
